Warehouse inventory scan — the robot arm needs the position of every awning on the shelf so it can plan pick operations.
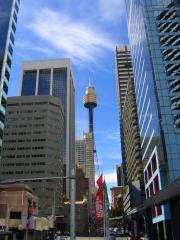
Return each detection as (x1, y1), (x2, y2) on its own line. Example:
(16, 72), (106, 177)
(109, 216), (123, 221)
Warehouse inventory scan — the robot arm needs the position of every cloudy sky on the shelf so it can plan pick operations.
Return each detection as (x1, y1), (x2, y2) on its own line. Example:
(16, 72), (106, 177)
(9, 0), (128, 200)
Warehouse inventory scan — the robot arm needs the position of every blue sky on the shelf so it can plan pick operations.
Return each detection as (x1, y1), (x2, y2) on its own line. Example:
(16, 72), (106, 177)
(9, 0), (128, 200)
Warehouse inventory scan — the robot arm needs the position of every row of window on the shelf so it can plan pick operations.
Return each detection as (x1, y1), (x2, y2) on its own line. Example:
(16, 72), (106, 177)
(8, 109), (47, 114)
(2, 162), (45, 167)
(2, 154), (46, 159)
(2, 146), (44, 151)
(2, 170), (45, 175)
(4, 138), (46, 143)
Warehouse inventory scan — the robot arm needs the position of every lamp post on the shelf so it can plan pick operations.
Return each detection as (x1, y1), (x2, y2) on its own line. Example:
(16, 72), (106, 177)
(0, 175), (76, 240)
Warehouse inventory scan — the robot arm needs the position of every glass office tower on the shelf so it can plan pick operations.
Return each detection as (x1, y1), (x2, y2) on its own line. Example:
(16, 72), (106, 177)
(20, 59), (75, 197)
(125, 0), (180, 235)
(0, 0), (20, 152)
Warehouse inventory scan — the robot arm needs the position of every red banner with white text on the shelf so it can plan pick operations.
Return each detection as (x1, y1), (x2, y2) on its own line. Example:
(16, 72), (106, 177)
(95, 184), (104, 221)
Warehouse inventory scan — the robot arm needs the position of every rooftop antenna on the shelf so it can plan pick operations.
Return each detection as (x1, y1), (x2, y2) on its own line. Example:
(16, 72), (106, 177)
(89, 75), (91, 86)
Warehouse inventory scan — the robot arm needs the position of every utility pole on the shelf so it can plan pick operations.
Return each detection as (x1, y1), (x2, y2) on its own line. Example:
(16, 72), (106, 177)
(70, 169), (76, 240)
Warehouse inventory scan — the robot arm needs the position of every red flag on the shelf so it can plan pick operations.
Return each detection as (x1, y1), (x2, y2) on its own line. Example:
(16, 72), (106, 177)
(96, 174), (103, 188)
(95, 187), (104, 221)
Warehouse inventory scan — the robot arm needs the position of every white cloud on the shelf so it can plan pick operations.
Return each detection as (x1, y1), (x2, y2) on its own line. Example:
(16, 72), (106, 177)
(104, 172), (117, 184)
(15, 39), (55, 56)
(97, 0), (125, 23)
(28, 8), (116, 64)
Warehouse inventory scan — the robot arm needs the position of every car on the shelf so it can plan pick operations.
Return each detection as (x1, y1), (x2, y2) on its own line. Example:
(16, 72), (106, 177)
(109, 231), (116, 240)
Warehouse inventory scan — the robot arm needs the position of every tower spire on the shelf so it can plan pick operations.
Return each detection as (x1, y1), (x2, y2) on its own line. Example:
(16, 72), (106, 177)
(89, 75), (91, 86)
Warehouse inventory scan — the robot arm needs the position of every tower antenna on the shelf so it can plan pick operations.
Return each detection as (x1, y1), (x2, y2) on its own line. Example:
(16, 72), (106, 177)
(89, 75), (91, 86)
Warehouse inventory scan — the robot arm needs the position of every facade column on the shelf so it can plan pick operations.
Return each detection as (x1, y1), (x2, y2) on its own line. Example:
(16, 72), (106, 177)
(163, 220), (172, 240)
(145, 207), (157, 240)
(169, 198), (180, 240)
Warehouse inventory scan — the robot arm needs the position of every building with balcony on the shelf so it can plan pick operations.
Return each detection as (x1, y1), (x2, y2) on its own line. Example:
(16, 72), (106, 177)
(125, 0), (180, 239)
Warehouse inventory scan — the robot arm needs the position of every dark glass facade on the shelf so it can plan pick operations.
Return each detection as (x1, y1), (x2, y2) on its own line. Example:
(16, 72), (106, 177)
(125, 0), (180, 224)
(0, 0), (20, 152)
(38, 69), (51, 95)
(21, 71), (36, 96)
(0, 0), (13, 59)
(52, 69), (67, 159)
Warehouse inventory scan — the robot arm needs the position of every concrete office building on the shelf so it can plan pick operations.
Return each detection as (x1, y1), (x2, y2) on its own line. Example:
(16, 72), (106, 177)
(115, 45), (143, 182)
(115, 45), (133, 184)
(125, 0), (180, 239)
(75, 132), (95, 189)
(75, 139), (85, 173)
(0, 0), (20, 152)
(0, 95), (64, 217)
(121, 79), (143, 182)
(19, 59), (75, 197)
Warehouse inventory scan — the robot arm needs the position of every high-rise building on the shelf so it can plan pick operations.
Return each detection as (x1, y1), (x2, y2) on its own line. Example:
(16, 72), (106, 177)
(122, 78), (143, 182)
(116, 45), (133, 184)
(125, 0), (180, 239)
(0, 95), (64, 216)
(75, 139), (85, 173)
(0, 0), (20, 152)
(116, 164), (124, 186)
(19, 59), (75, 196)
(116, 45), (143, 182)
(75, 132), (95, 188)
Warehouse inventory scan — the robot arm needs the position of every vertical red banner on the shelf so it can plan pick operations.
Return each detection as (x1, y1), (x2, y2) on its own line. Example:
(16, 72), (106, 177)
(95, 174), (104, 221)
(95, 187), (104, 221)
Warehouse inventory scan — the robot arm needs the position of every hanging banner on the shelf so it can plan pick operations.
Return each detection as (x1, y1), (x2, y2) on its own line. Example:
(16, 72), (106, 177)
(95, 187), (104, 221)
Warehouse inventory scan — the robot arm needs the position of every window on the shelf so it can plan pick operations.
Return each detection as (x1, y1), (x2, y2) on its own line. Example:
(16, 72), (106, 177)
(15, 2), (19, 12)
(13, 11), (17, 23)
(21, 71), (36, 96)
(148, 164), (152, 179)
(154, 175), (159, 193)
(149, 183), (154, 196)
(10, 211), (21, 219)
(152, 155), (157, 173)
(10, 32), (14, 44)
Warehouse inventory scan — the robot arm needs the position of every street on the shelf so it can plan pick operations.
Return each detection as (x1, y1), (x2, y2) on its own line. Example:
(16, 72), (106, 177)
(58, 237), (128, 240)
(75, 237), (127, 240)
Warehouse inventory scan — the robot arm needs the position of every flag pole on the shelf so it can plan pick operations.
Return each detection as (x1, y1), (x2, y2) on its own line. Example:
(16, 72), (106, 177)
(103, 179), (106, 240)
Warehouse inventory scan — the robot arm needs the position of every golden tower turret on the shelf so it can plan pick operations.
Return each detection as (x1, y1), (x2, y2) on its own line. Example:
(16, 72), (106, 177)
(83, 83), (97, 133)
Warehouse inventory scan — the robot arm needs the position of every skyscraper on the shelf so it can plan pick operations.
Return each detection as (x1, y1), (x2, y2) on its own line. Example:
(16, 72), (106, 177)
(75, 139), (85, 172)
(1, 95), (64, 217)
(125, 0), (180, 239)
(75, 132), (95, 189)
(116, 45), (144, 230)
(19, 59), (75, 196)
(0, 0), (20, 152)
(116, 46), (132, 185)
